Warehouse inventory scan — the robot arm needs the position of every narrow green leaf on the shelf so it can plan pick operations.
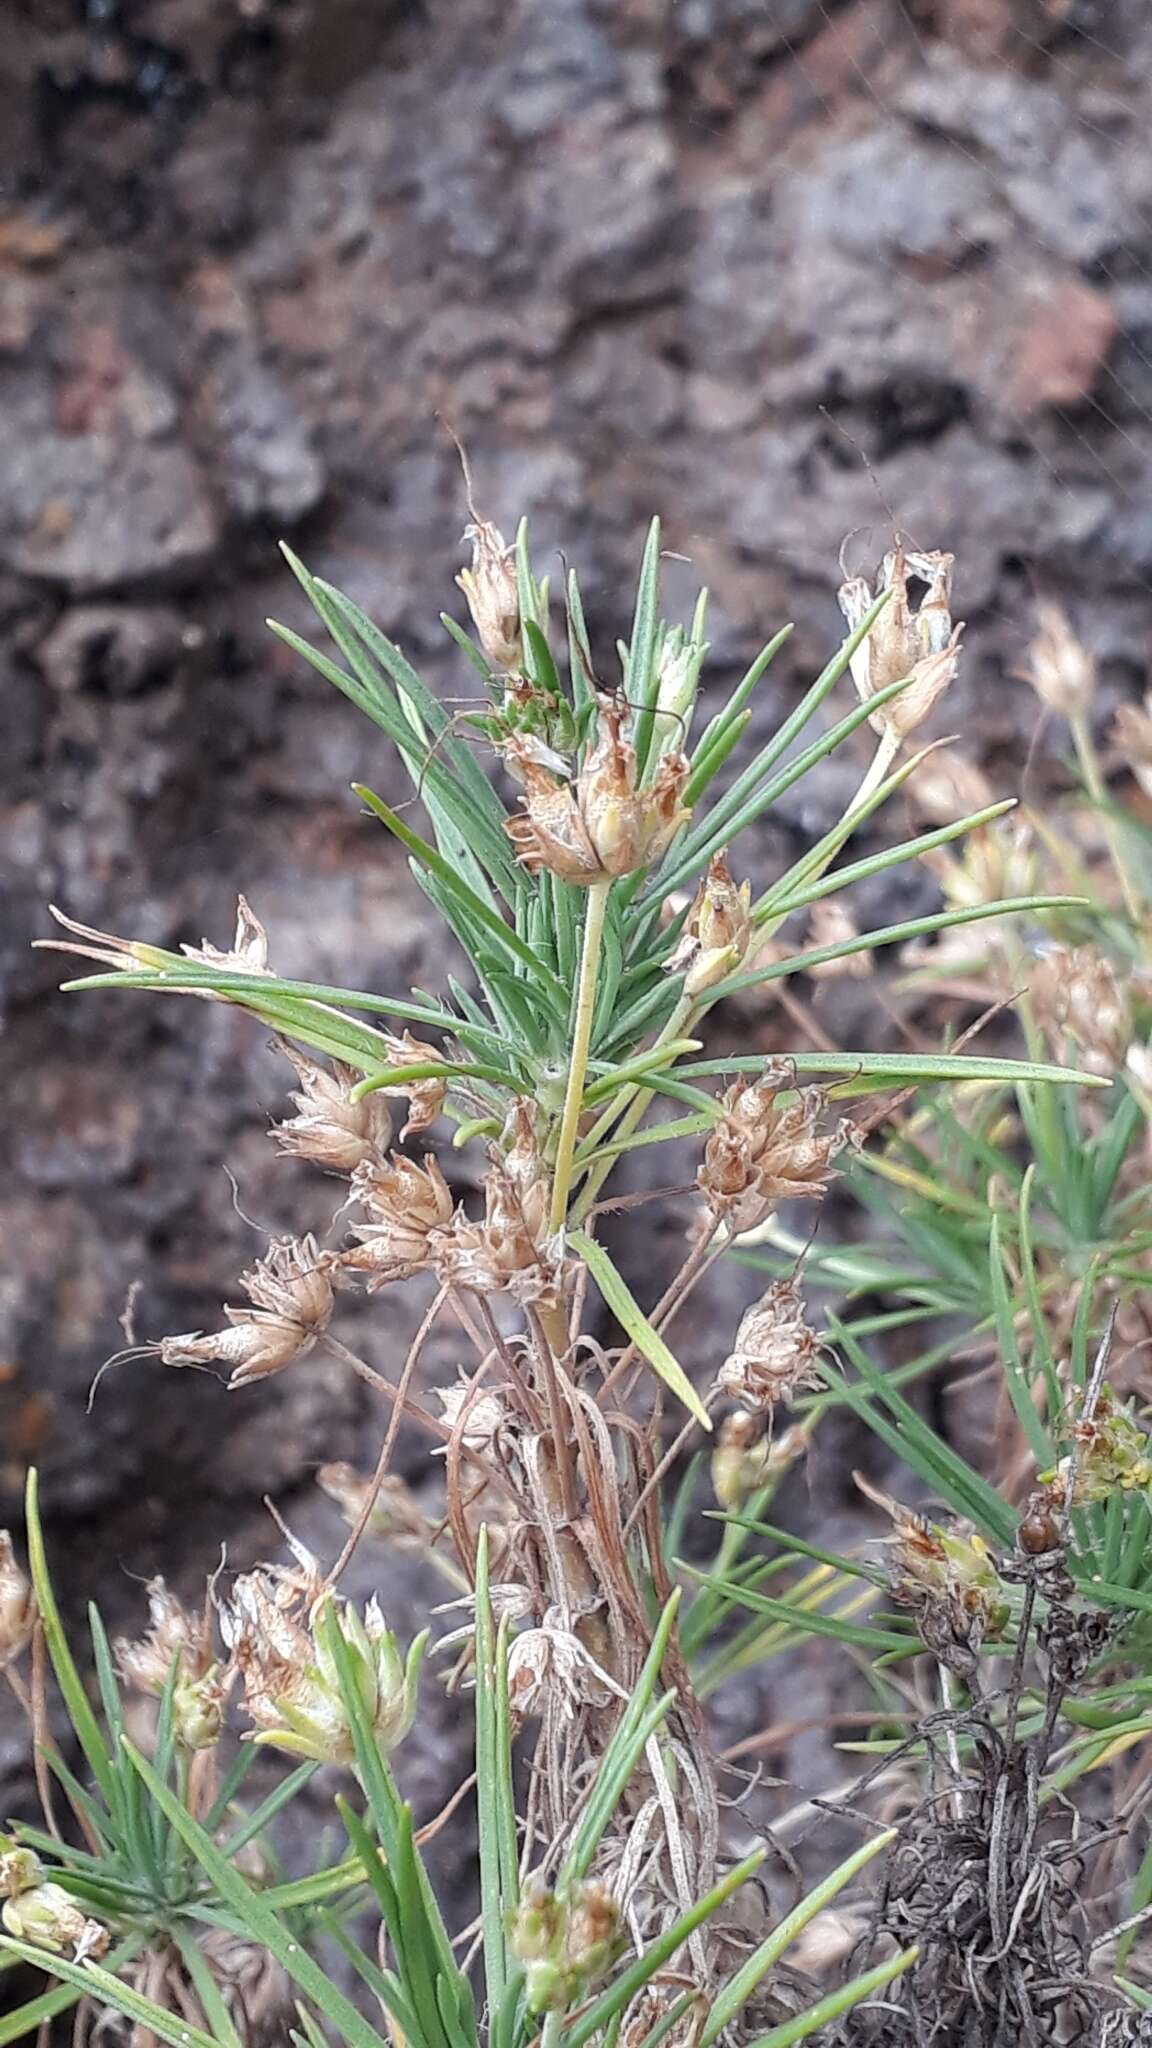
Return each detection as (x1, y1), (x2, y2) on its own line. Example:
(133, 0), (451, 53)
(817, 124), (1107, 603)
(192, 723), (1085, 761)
(566, 1853), (765, 2048)
(23, 1471), (116, 1809)
(569, 1233), (711, 1429)
(354, 785), (565, 1005)
(0, 1943), (217, 2048)
(626, 518), (663, 776)
(700, 1831), (896, 2045)
(120, 1743), (391, 2048)
(743, 1947), (918, 2048)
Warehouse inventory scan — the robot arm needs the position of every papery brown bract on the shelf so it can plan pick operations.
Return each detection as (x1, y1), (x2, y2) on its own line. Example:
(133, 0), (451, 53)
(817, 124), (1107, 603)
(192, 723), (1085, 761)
(159, 1236), (334, 1385)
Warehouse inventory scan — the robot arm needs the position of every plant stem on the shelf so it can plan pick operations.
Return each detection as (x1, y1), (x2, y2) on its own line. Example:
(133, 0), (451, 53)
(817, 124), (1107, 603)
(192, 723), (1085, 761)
(570, 991), (697, 1225)
(549, 878), (611, 1234)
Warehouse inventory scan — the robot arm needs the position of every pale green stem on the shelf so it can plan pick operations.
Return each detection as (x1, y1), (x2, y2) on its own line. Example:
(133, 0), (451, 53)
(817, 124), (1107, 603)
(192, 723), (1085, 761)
(1069, 710), (1141, 926)
(549, 878), (611, 1234)
(570, 990), (697, 1225)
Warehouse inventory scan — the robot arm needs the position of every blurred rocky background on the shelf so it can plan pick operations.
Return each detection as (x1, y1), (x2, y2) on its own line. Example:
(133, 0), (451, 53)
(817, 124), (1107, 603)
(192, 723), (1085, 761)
(2, 0), (1152, 1875)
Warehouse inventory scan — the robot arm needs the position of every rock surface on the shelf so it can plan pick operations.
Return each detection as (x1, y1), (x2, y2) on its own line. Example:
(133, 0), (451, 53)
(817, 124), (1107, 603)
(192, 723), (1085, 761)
(3, 0), (1152, 1910)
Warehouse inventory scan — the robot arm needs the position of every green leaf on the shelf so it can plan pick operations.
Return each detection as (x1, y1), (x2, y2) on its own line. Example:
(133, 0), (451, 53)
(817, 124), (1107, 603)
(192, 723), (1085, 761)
(354, 784), (565, 1007)
(558, 1590), (681, 1887)
(699, 1831), (896, 2045)
(569, 1232), (711, 1429)
(120, 1742), (392, 2048)
(0, 1943), (218, 2048)
(473, 1531), (518, 2038)
(566, 1853), (766, 2048)
(23, 1471), (116, 1810)
(671, 1051), (1108, 1090)
(626, 518), (663, 776)
(743, 1947), (918, 2048)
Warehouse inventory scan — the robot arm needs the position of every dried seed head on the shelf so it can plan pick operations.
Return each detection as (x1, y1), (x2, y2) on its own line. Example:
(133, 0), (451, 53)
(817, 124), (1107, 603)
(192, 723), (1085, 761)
(715, 1280), (821, 1410)
(434, 1125), (564, 1308)
(711, 1412), (814, 1509)
(220, 1558), (424, 1765)
(511, 1878), (624, 2015)
(317, 1464), (434, 1547)
(36, 898), (270, 999)
(0, 1534), (34, 1668)
(905, 748), (994, 825)
(504, 696), (690, 885)
(805, 901), (872, 981)
(1112, 694), (1152, 801)
(1023, 600), (1096, 719)
(699, 1065), (857, 1234)
(432, 1377), (510, 1456)
(664, 853), (752, 996)
(115, 1577), (224, 1750)
(457, 518), (522, 672)
(343, 1154), (455, 1288)
(160, 1236), (335, 1386)
(1, 1879), (108, 1959)
(182, 895), (270, 974)
(838, 547), (963, 741)
(273, 1045), (393, 1172)
(375, 1030), (448, 1140)
(507, 1622), (618, 1724)
(1029, 944), (1131, 1076)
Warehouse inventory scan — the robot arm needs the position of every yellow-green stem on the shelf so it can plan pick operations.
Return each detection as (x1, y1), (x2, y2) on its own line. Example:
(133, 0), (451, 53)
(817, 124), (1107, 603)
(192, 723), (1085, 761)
(549, 878), (611, 1234)
(571, 989), (697, 1225)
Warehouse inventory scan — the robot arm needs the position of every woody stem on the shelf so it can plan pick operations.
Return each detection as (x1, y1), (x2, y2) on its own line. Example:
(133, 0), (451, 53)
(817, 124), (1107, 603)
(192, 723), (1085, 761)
(549, 877), (611, 1236)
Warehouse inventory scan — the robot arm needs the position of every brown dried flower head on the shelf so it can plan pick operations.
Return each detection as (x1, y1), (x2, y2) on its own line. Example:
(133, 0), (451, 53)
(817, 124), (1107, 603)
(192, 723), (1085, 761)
(0, 1533), (34, 1668)
(434, 1147), (563, 1309)
(1029, 943), (1131, 1076)
(665, 852), (752, 996)
(114, 1578), (224, 1750)
(376, 1030), (448, 1139)
(505, 696), (689, 885)
(457, 517), (522, 672)
(160, 1235), (334, 1385)
(716, 1279), (821, 1410)
(838, 547), (963, 741)
(343, 1153), (454, 1289)
(699, 1066), (856, 1234)
(432, 1378), (510, 1455)
(507, 1620), (619, 1726)
(1023, 600), (1096, 719)
(273, 1045), (394, 1172)
(182, 895), (270, 974)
